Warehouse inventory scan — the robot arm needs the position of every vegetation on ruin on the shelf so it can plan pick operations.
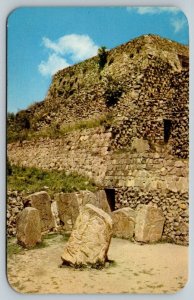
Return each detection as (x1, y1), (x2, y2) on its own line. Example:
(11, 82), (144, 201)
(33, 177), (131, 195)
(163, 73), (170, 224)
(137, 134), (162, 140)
(98, 46), (108, 69)
(7, 164), (97, 196)
(7, 112), (114, 143)
(7, 238), (24, 257)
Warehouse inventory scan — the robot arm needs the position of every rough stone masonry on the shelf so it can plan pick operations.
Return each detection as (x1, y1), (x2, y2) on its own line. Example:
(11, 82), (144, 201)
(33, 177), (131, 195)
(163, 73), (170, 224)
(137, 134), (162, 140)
(8, 35), (189, 245)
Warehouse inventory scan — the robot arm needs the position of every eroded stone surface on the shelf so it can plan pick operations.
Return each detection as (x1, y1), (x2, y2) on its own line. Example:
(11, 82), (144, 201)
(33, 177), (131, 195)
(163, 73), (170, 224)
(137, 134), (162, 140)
(55, 193), (79, 232)
(61, 204), (113, 267)
(112, 207), (136, 239)
(16, 207), (41, 248)
(24, 191), (55, 232)
(95, 190), (111, 214)
(76, 190), (97, 207)
(51, 200), (60, 229)
(55, 190), (111, 231)
(135, 204), (165, 243)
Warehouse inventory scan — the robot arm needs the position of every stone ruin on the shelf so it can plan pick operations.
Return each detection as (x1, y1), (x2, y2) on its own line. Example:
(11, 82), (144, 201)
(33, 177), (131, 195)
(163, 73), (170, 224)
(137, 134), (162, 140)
(8, 34), (189, 246)
(54, 190), (111, 232)
(16, 207), (41, 248)
(112, 207), (136, 239)
(12, 187), (166, 269)
(23, 191), (55, 232)
(135, 204), (165, 243)
(61, 204), (113, 268)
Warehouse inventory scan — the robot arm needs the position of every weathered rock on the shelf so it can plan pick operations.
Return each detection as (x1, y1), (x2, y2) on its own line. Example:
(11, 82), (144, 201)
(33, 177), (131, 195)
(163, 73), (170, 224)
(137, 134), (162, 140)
(16, 207), (41, 248)
(55, 190), (111, 232)
(112, 207), (136, 239)
(61, 204), (113, 268)
(95, 190), (111, 214)
(131, 137), (150, 153)
(135, 204), (165, 243)
(55, 193), (79, 232)
(51, 201), (60, 228)
(24, 191), (55, 232)
(76, 190), (97, 207)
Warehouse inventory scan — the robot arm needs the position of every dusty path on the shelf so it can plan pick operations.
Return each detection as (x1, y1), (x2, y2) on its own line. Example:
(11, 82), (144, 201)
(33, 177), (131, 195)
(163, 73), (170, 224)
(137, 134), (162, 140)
(7, 235), (188, 294)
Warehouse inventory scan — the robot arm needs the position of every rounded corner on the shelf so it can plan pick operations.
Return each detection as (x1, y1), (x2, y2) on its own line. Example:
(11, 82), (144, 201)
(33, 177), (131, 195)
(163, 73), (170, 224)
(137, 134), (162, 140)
(172, 276), (189, 294)
(6, 7), (25, 27)
(173, 6), (189, 26)
(6, 271), (26, 295)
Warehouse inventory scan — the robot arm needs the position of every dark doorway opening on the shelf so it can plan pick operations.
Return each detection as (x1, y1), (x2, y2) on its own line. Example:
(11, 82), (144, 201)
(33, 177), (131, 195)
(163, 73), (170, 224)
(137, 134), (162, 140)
(163, 119), (172, 143)
(105, 188), (115, 211)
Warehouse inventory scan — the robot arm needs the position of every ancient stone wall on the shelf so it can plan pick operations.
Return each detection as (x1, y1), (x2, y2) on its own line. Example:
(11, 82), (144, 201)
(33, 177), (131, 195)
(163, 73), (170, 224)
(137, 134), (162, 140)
(8, 132), (189, 245)
(109, 57), (189, 160)
(8, 127), (112, 185)
(105, 151), (188, 192)
(115, 188), (188, 245)
(7, 35), (189, 245)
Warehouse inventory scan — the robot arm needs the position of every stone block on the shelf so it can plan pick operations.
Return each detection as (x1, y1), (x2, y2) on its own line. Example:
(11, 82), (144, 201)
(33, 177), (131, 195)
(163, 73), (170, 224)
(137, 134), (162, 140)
(51, 200), (60, 228)
(55, 193), (79, 232)
(135, 204), (165, 243)
(112, 207), (136, 239)
(24, 191), (55, 232)
(55, 190), (111, 231)
(76, 190), (97, 207)
(131, 137), (150, 153)
(94, 190), (111, 214)
(61, 204), (113, 268)
(16, 207), (41, 248)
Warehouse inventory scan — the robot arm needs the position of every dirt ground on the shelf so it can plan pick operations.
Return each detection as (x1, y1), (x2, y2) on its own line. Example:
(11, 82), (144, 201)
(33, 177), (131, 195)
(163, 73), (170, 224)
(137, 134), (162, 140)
(7, 235), (188, 294)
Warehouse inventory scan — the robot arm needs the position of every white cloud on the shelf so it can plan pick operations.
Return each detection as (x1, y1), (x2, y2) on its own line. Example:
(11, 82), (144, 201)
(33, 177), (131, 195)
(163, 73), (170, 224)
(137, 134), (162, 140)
(171, 18), (187, 33)
(127, 7), (180, 15)
(126, 7), (187, 34)
(38, 53), (69, 76)
(38, 34), (99, 77)
(42, 34), (99, 62)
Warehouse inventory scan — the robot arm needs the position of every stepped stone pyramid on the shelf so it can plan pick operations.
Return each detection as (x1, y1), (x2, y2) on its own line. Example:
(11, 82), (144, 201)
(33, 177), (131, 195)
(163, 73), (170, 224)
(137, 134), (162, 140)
(8, 34), (189, 245)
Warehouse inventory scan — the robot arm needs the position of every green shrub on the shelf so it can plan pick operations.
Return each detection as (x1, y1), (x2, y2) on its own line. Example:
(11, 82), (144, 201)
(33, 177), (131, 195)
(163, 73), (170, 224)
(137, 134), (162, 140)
(7, 239), (24, 257)
(7, 165), (96, 196)
(98, 46), (108, 70)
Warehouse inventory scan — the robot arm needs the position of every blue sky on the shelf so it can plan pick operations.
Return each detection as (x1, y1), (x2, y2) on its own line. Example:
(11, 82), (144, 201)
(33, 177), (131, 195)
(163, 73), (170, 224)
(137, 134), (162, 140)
(7, 6), (189, 113)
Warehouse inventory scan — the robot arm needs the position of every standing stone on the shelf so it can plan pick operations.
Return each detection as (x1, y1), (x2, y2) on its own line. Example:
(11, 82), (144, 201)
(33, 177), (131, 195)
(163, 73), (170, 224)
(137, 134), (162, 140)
(55, 190), (111, 232)
(76, 190), (97, 207)
(16, 207), (41, 248)
(112, 207), (136, 239)
(61, 204), (113, 268)
(55, 193), (79, 232)
(135, 204), (165, 243)
(24, 191), (55, 232)
(95, 190), (111, 214)
(51, 200), (60, 229)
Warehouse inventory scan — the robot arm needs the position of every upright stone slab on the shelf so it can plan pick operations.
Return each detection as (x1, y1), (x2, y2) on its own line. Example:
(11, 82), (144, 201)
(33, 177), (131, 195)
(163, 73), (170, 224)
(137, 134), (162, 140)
(61, 204), (113, 268)
(24, 191), (55, 232)
(95, 190), (111, 214)
(51, 200), (60, 229)
(112, 207), (136, 239)
(16, 207), (41, 248)
(76, 190), (97, 207)
(135, 204), (165, 243)
(55, 190), (111, 232)
(55, 193), (79, 231)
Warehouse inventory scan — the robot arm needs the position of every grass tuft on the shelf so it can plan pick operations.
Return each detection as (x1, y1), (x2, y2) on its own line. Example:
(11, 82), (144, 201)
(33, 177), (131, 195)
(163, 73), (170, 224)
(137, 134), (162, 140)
(8, 113), (114, 142)
(7, 239), (24, 258)
(7, 165), (97, 196)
